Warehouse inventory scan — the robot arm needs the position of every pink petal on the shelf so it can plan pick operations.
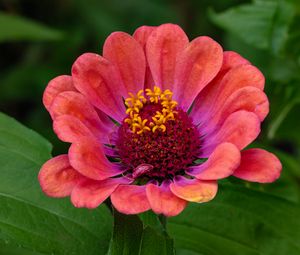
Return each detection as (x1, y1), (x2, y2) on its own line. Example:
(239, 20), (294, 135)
(71, 177), (133, 209)
(146, 23), (189, 91)
(53, 115), (94, 143)
(133, 25), (156, 89)
(43, 75), (76, 112)
(50, 91), (111, 142)
(173, 36), (223, 111)
(133, 25), (156, 48)
(146, 180), (187, 217)
(233, 149), (282, 183)
(38, 155), (83, 197)
(201, 87), (269, 135)
(69, 139), (123, 180)
(170, 176), (218, 203)
(202, 111), (261, 157)
(187, 143), (241, 180)
(111, 184), (151, 214)
(103, 32), (145, 94)
(220, 51), (250, 72)
(191, 62), (263, 126)
(72, 53), (126, 122)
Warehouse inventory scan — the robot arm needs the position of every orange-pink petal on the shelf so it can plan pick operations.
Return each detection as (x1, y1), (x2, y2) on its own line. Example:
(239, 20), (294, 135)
(146, 180), (187, 217)
(170, 176), (218, 203)
(71, 177), (133, 209)
(38, 155), (83, 197)
(68, 139), (123, 180)
(43, 75), (76, 112)
(233, 149), (282, 183)
(201, 87), (269, 135)
(173, 36), (223, 110)
(53, 115), (94, 143)
(111, 184), (151, 214)
(133, 25), (156, 89)
(50, 91), (110, 143)
(72, 53), (126, 122)
(103, 32), (146, 94)
(202, 110), (261, 157)
(188, 143), (241, 180)
(146, 23), (189, 91)
(191, 63), (264, 126)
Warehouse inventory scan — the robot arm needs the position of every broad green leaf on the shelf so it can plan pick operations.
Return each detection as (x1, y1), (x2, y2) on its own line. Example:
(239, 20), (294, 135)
(0, 112), (112, 255)
(108, 210), (174, 255)
(169, 184), (300, 255)
(209, 0), (295, 55)
(0, 12), (63, 42)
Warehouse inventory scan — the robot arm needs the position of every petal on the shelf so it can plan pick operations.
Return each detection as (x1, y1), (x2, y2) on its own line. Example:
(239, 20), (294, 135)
(202, 111), (261, 157)
(170, 176), (218, 203)
(220, 51), (250, 72)
(187, 143), (241, 180)
(133, 26), (156, 48)
(72, 53), (126, 122)
(43, 75), (76, 112)
(69, 139), (123, 180)
(191, 63), (263, 126)
(201, 87), (269, 134)
(53, 115), (94, 143)
(38, 155), (83, 197)
(146, 180), (187, 217)
(173, 36), (223, 111)
(71, 177), (133, 208)
(50, 91), (111, 143)
(146, 23), (189, 91)
(103, 32), (146, 94)
(233, 149), (282, 183)
(133, 25), (156, 89)
(111, 184), (151, 214)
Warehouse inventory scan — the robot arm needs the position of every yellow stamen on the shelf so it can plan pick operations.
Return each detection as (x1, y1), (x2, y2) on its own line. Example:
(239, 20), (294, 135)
(124, 86), (178, 134)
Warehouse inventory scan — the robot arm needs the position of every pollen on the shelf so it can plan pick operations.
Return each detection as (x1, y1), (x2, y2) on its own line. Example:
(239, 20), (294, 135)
(124, 86), (178, 134)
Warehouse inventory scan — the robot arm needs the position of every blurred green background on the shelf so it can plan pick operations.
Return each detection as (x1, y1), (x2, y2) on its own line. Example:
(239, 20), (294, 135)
(1, 0), (300, 253)
(1, 0), (300, 203)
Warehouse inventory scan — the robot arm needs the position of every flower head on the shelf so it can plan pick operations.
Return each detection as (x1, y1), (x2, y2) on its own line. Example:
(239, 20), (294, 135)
(39, 24), (282, 217)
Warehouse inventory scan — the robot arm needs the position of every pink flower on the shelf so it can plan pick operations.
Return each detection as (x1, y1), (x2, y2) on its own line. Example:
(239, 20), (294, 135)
(39, 24), (282, 217)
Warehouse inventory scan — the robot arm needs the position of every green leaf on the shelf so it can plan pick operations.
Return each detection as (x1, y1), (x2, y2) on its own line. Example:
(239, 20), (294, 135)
(0, 12), (63, 42)
(209, 0), (295, 55)
(169, 184), (300, 255)
(0, 112), (112, 255)
(108, 210), (175, 255)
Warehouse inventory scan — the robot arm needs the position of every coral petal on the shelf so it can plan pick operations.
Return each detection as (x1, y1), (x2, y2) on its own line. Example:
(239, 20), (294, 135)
(43, 75), (76, 112)
(50, 91), (110, 142)
(234, 149), (282, 183)
(146, 23), (189, 91)
(202, 111), (261, 157)
(38, 155), (83, 197)
(170, 177), (218, 203)
(191, 63), (264, 125)
(201, 87), (269, 134)
(146, 180), (187, 217)
(111, 185), (151, 214)
(221, 51), (250, 72)
(53, 115), (94, 143)
(133, 25), (156, 89)
(174, 36), (223, 110)
(69, 139), (123, 180)
(71, 177), (132, 208)
(188, 143), (241, 180)
(72, 53), (126, 122)
(103, 32), (146, 94)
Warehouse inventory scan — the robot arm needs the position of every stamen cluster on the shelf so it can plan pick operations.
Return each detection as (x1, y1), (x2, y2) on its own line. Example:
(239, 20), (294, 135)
(124, 86), (178, 134)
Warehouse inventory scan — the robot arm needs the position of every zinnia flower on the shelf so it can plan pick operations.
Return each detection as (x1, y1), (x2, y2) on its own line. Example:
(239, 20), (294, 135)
(39, 23), (282, 216)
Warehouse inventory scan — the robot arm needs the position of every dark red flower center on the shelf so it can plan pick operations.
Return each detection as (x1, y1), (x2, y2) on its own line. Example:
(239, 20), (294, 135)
(115, 87), (201, 180)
